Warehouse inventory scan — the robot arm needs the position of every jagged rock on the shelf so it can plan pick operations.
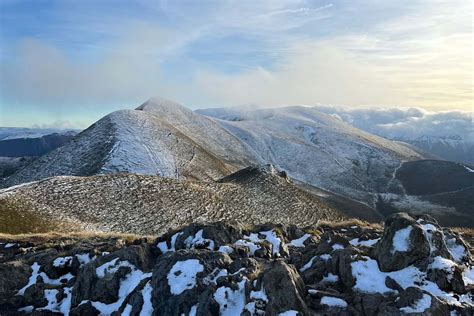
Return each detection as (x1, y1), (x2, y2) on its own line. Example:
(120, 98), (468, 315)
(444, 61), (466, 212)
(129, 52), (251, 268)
(374, 213), (430, 271)
(150, 250), (232, 315)
(427, 262), (467, 294)
(416, 215), (453, 259)
(70, 301), (99, 315)
(0, 261), (30, 299)
(23, 284), (49, 308)
(262, 261), (308, 315)
(72, 244), (151, 306)
(385, 276), (403, 292)
(332, 248), (360, 288)
(316, 232), (350, 254)
(1, 219), (472, 315)
(351, 293), (388, 316)
(396, 287), (424, 309)
(444, 231), (471, 264)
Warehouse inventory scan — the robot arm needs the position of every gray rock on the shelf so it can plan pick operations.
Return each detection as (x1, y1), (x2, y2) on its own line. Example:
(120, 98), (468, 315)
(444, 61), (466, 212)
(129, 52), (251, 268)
(374, 213), (430, 271)
(395, 286), (424, 309)
(262, 261), (308, 315)
(150, 250), (232, 315)
(331, 248), (360, 288)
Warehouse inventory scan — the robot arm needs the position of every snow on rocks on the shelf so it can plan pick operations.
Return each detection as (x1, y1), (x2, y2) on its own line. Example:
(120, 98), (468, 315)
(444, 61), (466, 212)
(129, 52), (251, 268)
(235, 229), (285, 257)
(320, 296), (348, 308)
(156, 231), (183, 253)
(349, 237), (379, 247)
(445, 235), (470, 263)
(288, 233), (311, 247)
(167, 259), (204, 295)
(2, 215), (473, 315)
(391, 226), (412, 253)
(399, 293), (432, 314)
(214, 280), (246, 315)
(184, 229), (215, 251)
(374, 213), (431, 271)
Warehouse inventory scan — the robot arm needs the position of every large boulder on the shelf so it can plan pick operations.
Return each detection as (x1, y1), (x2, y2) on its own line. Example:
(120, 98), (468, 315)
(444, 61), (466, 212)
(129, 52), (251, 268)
(150, 250), (234, 315)
(262, 261), (308, 315)
(374, 213), (430, 271)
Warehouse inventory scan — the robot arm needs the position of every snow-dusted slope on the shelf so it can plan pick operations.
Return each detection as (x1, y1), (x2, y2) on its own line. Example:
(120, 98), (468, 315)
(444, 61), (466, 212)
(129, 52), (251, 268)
(197, 106), (425, 206)
(3, 98), (426, 211)
(1, 98), (257, 188)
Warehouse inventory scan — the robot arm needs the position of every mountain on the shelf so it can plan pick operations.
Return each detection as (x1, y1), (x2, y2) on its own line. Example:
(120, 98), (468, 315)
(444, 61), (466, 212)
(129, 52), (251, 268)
(0, 127), (77, 140)
(3, 98), (471, 225)
(1, 98), (257, 188)
(197, 106), (425, 206)
(396, 135), (474, 165)
(0, 131), (76, 157)
(0, 165), (346, 235)
(376, 159), (474, 227)
(1, 213), (472, 314)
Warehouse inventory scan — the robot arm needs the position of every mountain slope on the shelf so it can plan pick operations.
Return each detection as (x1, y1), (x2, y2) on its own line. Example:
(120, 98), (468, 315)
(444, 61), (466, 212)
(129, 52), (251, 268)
(376, 159), (474, 226)
(397, 135), (474, 165)
(197, 106), (425, 207)
(1, 98), (257, 188)
(0, 166), (344, 235)
(0, 132), (76, 157)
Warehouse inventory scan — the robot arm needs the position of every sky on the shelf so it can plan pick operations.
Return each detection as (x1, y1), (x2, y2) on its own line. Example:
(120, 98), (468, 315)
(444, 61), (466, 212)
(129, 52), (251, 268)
(0, 0), (472, 128)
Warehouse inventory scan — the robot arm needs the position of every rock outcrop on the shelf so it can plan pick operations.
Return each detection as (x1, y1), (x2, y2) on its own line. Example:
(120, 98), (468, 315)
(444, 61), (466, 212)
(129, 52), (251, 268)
(0, 214), (472, 315)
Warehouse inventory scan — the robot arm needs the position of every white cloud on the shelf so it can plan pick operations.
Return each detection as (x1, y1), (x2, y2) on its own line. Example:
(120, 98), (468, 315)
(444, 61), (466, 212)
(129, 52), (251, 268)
(314, 105), (473, 141)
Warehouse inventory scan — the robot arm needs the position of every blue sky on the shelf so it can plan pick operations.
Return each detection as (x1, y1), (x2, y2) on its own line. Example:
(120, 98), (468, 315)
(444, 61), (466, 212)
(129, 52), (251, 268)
(0, 0), (472, 128)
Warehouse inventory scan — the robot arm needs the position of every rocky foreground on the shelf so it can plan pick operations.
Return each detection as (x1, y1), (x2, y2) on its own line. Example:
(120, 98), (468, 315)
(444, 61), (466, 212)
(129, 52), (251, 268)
(0, 213), (473, 315)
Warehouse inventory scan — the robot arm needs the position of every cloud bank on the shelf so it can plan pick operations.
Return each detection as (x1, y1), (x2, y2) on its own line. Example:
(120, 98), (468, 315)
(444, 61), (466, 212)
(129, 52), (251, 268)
(314, 106), (473, 141)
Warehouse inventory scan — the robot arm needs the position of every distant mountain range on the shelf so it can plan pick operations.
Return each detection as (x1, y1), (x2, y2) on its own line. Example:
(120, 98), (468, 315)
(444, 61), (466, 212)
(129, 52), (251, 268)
(0, 129), (77, 178)
(395, 135), (473, 165)
(0, 98), (472, 227)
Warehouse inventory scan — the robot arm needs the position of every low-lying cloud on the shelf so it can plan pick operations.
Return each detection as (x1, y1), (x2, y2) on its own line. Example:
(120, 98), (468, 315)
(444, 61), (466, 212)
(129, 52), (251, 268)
(314, 106), (473, 141)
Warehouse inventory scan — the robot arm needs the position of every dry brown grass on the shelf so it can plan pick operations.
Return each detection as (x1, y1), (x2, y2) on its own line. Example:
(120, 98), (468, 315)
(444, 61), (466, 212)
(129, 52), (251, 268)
(450, 227), (474, 238)
(0, 231), (154, 245)
(316, 218), (383, 230)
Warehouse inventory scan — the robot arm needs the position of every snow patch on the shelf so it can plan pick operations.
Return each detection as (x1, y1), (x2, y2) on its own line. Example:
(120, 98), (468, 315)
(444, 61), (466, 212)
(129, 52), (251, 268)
(332, 243), (344, 251)
(17, 262), (74, 295)
(96, 258), (135, 278)
(140, 281), (153, 316)
(157, 232), (184, 253)
(349, 238), (379, 247)
(320, 296), (348, 308)
(300, 254), (331, 272)
(429, 256), (456, 280)
(278, 310), (299, 316)
(260, 230), (282, 255)
(289, 234), (310, 247)
(214, 280), (246, 315)
(400, 294), (432, 314)
(167, 259), (204, 295)
(462, 266), (474, 285)
(445, 238), (467, 263)
(391, 226), (412, 253)
(89, 264), (152, 314)
(184, 230), (215, 251)
(218, 245), (234, 254)
(351, 256), (470, 306)
(321, 273), (339, 283)
(53, 256), (73, 268)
